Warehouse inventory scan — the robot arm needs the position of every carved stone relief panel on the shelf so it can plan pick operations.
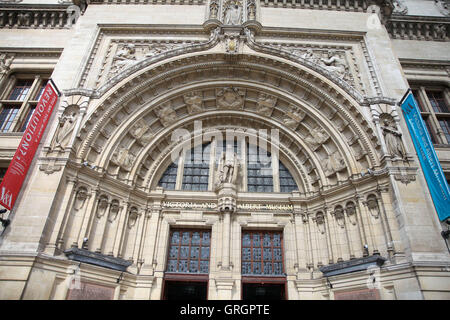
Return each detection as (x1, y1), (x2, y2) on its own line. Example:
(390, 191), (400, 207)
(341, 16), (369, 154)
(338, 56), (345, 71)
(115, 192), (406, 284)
(81, 33), (207, 90)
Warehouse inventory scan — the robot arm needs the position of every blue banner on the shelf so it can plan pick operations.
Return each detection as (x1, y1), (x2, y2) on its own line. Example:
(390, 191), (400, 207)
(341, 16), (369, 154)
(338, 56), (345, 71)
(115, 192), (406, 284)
(401, 91), (450, 221)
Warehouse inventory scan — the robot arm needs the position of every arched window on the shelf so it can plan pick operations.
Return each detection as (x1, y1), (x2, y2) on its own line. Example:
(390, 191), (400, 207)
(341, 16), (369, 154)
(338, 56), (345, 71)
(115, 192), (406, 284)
(182, 144), (210, 191)
(247, 144), (273, 193)
(158, 139), (299, 193)
(158, 161), (178, 190)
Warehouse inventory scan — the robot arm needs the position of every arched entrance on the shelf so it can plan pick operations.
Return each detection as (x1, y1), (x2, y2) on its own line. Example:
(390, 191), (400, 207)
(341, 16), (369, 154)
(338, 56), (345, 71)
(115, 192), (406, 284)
(42, 49), (401, 300)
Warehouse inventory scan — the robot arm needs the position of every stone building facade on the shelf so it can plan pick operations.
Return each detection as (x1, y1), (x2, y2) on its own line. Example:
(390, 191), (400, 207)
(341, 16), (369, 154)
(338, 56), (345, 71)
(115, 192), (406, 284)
(0, 0), (449, 300)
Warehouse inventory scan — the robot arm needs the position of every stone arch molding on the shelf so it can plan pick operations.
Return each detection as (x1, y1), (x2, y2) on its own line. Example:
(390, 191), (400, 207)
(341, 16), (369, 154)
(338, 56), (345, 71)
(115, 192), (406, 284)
(64, 52), (384, 195)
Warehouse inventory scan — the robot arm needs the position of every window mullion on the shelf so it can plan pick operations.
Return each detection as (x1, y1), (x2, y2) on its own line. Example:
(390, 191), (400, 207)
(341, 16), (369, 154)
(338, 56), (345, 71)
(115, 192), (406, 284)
(420, 87), (447, 144)
(11, 76), (40, 132)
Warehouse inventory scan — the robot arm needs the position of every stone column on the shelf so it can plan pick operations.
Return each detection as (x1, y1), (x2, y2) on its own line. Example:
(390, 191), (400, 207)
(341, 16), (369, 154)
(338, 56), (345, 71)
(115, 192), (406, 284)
(64, 187), (89, 248)
(139, 202), (162, 276)
(215, 182), (237, 300)
(113, 201), (130, 257)
(88, 196), (110, 253)
(44, 176), (77, 255)
(76, 188), (99, 248)
(356, 195), (377, 255)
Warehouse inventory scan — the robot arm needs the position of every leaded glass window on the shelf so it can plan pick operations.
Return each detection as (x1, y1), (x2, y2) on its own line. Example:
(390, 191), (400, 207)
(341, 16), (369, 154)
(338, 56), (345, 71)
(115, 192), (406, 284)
(158, 161), (178, 190)
(182, 144), (210, 191)
(247, 144), (273, 192)
(279, 161), (298, 193)
(242, 231), (284, 276)
(166, 229), (211, 274)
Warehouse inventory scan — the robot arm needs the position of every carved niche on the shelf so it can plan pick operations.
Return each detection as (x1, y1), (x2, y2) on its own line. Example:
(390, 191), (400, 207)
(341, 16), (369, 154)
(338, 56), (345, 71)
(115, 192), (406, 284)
(223, 0), (243, 25)
(380, 114), (406, 160)
(73, 187), (88, 211)
(96, 195), (109, 219)
(52, 105), (79, 150)
(108, 200), (120, 223)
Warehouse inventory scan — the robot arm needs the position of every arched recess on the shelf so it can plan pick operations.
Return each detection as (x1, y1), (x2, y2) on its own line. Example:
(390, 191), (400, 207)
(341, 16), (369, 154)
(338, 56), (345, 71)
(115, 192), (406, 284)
(72, 52), (382, 194)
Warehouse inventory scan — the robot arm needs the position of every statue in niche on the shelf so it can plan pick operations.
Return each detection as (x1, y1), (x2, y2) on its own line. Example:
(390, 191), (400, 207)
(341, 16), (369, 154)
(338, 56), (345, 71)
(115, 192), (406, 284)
(183, 91), (203, 114)
(127, 208), (139, 228)
(247, 0), (256, 20)
(217, 151), (239, 185)
(111, 147), (135, 171)
(53, 105), (79, 149)
(216, 87), (245, 110)
(305, 126), (329, 149)
(256, 93), (277, 117)
(224, 2), (242, 25)
(381, 117), (406, 159)
(108, 200), (120, 223)
(315, 213), (326, 234)
(110, 44), (137, 75)
(319, 50), (348, 78)
(209, 0), (219, 19)
(96, 196), (109, 218)
(323, 150), (346, 176)
(155, 103), (177, 127)
(74, 187), (88, 211)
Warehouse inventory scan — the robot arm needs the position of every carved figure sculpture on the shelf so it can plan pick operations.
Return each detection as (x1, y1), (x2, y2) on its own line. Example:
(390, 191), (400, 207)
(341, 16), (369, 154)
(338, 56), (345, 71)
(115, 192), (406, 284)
(247, 0), (256, 20)
(381, 118), (406, 159)
(111, 147), (135, 171)
(319, 50), (347, 77)
(256, 93), (277, 117)
(0, 53), (14, 74)
(156, 103), (177, 127)
(209, 0), (219, 19)
(305, 127), (329, 149)
(217, 151), (239, 185)
(323, 150), (346, 176)
(129, 119), (150, 140)
(110, 44), (137, 75)
(224, 2), (242, 25)
(54, 105), (79, 149)
(183, 91), (203, 114)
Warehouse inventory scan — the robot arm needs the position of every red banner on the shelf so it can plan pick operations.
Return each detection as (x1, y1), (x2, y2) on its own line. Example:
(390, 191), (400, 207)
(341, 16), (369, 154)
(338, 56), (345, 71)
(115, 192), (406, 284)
(0, 80), (59, 210)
